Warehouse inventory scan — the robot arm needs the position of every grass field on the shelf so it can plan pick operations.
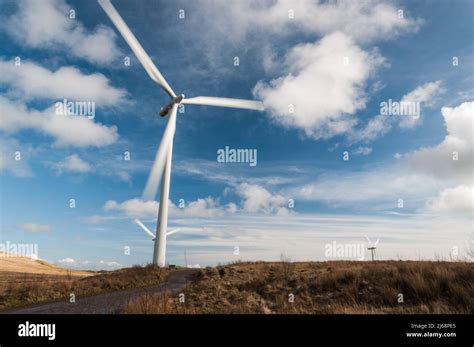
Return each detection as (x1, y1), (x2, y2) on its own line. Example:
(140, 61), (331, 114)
(0, 265), (173, 311)
(1, 259), (472, 314)
(123, 261), (473, 314)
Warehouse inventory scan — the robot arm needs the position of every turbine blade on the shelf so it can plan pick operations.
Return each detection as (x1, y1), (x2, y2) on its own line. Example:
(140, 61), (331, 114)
(182, 96), (264, 111)
(374, 238), (380, 247)
(166, 228), (180, 236)
(98, 0), (175, 97)
(134, 219), (156, 239)
(365, 236), (372, 245)
(142, 104), (178, 201)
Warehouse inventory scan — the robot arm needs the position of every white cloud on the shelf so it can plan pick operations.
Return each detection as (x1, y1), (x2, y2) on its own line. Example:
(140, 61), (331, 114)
(178, 198), (228, 218)
(56, 258), (121, 270)
(177, 2), (421, 141)
(236, 183), (289, 215)
(407, 101), (473, 184)
(286, 101), (473, 213)
(260, 0), (422, 43)
(254, 32), (385, 139)
(21, 223), (51, 233)
(178, 0), (421, 92)
(0, 96), (118, 147)
(189, 0), (421, 45)
(427, 185), (473, 214)
(351, 114), (391, 143)
(103, 183), (290, 220)
(0, 59), (127, 105)
(99, 260), (121, 267)
(51, 154), (92, 174)
(104, 198), (159, 219)
(352, 81), (444, 142)
(402, 80), (443, 106)
(399, 80), (443, 128)
(5, 0), (122, 64)
(353, 146), (373, 156)
(103, 197), (230, 219)
(58, 257), (75, 264)
(405, 101), (473, 214)
(287, 165), (444, 209)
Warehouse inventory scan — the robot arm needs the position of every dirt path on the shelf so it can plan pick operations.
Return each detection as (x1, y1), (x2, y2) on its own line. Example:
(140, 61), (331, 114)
(4, 269), (197, 314)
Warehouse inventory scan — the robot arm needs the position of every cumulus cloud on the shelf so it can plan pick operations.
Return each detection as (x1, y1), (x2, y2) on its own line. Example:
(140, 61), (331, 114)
(236, 183), (290, 215)
(21, 223), (51, 233)
(0, 96), (118, 147)
(427, 185), (473, 214)
(254, 32), (385, 139)
(180, 1), (421, 140)
(5, 0), (122, 64)
(287, 101), (473, 213)
(177, 198), (228, 218)
(104, 198), (160, 219)
(50, 154), (92, 174)
(407, 101), (473, 184)
(405, 101), (473, 214)
(103, 183), (290, 219)
(0, 59), (127, 105)
(104, 197), (231, 219)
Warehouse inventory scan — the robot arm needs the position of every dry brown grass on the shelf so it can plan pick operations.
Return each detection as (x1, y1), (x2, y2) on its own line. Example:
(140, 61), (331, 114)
(0, 264), (173, 311)
(0, 253), (92, 277)
(122, 261), (473, 314)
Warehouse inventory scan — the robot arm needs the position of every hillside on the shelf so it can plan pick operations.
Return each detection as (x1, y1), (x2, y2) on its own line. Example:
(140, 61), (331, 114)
(0, 253), (92, 276)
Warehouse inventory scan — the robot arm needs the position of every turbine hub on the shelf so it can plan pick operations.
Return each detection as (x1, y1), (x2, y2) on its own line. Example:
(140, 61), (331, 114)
(159, 94), (184, 117)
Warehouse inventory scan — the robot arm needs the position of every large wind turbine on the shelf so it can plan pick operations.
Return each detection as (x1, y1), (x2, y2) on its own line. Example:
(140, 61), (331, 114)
(98, 0), (264, 267)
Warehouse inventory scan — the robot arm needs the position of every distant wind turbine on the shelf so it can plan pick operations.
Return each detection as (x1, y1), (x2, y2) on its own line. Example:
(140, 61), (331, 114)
(365, 236), (379, 261)
(99, 0), (264, 267)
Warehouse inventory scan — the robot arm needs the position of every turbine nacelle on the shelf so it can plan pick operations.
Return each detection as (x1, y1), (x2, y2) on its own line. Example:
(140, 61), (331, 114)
(159, 94), (184, 117)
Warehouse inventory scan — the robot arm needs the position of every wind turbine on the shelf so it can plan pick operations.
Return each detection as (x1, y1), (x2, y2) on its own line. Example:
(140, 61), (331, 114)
(98, 0), (264, 267)
(365, 236), (379, 261)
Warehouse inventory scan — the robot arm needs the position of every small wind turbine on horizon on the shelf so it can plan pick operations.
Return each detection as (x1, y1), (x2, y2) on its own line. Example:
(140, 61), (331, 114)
(98, 0), (264, 267)
(365, 236), (379, 261)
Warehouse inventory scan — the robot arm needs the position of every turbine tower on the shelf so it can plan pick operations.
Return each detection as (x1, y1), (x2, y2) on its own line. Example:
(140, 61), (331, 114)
(98, 0), (264, 267)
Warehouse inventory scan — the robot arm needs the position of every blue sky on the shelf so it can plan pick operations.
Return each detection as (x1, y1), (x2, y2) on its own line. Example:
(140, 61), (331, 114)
(0, 0), (472, 269)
